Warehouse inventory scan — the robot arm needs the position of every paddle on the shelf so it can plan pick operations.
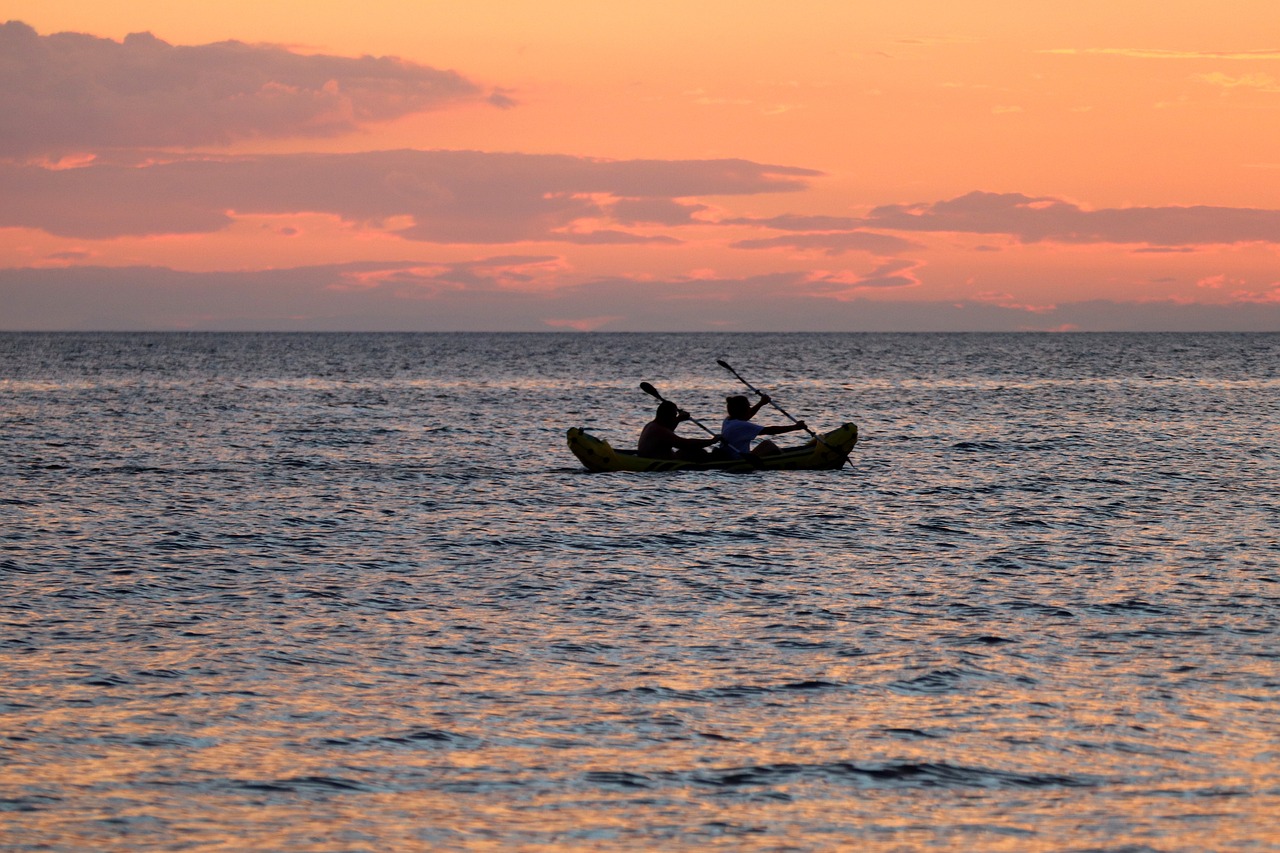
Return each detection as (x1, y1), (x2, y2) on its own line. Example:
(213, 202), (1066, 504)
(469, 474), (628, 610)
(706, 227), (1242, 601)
(639, 382), (717, 437)
(716, 359), (830, 450)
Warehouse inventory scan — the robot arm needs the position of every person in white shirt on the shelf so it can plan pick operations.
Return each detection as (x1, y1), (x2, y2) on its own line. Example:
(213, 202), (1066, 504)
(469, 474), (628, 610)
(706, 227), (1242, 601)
(720, 394), (806, 459)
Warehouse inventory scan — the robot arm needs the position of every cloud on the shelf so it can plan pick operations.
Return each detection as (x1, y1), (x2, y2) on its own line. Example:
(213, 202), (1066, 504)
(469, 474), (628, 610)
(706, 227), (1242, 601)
(331, 255), (563, 297)
(971, 291), (1057, 314)
(1044, 48), (1280, 61)
(43, 250), (97, 263)
(0, 260), (561, 330)
(847, 259), (923, 290)
(543, 315), (625, 331)
(0, 20), (497, 158)
(860, 191), (1280, 246)
(610, 198), (709, 226)
(555, 230), (683, 245)
(730, 231), (922, 256)
(5, 262), (1280, 332)
(1234, 284), (1280, 304)
(725, 192), (1280, 250)
(1194, 72), (1280, 92)
(724, 214), (863, 231)
(0, 150), (817, 242)
(791, 260), (924, 298)
(722, 213), (924, 256)
(1196, 273), (1240, 290)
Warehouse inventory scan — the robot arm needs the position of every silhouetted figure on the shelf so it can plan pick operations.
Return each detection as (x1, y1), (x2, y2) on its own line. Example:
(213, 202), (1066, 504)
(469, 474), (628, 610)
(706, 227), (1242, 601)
(721, 394), (805, 458)
(637, 401), (720, 460)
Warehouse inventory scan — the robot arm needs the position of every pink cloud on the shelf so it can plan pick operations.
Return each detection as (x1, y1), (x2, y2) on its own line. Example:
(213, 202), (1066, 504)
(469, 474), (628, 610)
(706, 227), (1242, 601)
(727, 194), (1280, 249)
(0, 21), (499, 158)
(1234, 285), (1280, 303)
(5, 263), (1280, 331)
(730, 231), (922, 256)
(725, 214), (865, 231)
(1, 263), (835, 330)
(861, 191), (1280, 246)
(543, 315), (625, 331)
(0, 151), (817, 242)
(795, 260), (924, 298)
(971, 290), (1058, 313)
(43, 250), (97, 263)
(1196, 273), (1253, 290)
(726, 193), (1280, 249)
(554, 230), (683, 245)
(610, 198), (710, 225)
(330, 256), (562, 297)
(850, 258), (924, 290)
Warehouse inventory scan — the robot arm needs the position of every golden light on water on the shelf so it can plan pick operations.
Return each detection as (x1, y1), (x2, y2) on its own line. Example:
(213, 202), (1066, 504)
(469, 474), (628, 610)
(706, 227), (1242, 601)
(3, 331), (1277, 848)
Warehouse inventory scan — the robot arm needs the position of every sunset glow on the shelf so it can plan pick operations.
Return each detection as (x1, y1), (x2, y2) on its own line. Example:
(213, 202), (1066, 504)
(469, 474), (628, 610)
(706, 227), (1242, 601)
(3, 1), (1279, 330)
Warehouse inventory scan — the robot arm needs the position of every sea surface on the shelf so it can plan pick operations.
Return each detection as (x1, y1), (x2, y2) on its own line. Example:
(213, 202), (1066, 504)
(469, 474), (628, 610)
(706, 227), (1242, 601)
(1, 331), (1277, 852)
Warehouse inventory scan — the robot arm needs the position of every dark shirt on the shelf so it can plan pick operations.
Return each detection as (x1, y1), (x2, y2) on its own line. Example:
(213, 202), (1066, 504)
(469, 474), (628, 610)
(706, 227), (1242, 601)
(637, 420), (680, 458)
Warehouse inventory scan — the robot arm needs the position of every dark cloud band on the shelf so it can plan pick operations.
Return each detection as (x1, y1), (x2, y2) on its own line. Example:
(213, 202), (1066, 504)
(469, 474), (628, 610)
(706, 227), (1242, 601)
(0, 20), (491, 157)
(0, 150), (817, 242)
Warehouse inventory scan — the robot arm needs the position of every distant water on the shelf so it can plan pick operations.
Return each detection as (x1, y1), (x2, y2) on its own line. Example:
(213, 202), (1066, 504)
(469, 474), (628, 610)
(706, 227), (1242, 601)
(2, 331), (1277, 852)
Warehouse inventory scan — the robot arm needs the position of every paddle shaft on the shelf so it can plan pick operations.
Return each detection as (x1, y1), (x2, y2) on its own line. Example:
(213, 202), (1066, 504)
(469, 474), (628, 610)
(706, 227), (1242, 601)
(716, 360), (822, 442)
(639, 382), (717, 437)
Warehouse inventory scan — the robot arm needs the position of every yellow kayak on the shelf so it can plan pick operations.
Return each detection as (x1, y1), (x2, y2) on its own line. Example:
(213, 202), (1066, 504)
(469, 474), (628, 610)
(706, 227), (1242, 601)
(566, 422), (857, 472)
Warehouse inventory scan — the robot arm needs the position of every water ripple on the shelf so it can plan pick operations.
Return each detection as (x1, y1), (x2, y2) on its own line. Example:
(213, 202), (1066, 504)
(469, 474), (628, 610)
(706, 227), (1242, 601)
(1, 331), (1277, 851)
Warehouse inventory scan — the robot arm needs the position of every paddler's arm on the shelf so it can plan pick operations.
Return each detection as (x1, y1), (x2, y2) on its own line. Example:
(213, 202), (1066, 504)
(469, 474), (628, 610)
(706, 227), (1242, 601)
(673, 433), (721, 449)
(758, 421), (805, 436)
(748, 395), (770, 418)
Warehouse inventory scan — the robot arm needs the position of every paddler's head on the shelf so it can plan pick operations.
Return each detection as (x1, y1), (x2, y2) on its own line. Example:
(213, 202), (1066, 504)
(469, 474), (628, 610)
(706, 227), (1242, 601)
(726, 394), (752, 420)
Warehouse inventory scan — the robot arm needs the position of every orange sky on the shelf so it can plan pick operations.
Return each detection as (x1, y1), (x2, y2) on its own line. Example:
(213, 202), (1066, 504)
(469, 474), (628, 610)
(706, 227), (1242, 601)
(3, 1), (1279, 330)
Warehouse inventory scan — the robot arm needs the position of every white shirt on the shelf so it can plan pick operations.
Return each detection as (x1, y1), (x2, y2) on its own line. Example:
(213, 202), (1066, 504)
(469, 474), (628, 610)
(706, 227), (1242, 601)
(721, 418), (764, 457)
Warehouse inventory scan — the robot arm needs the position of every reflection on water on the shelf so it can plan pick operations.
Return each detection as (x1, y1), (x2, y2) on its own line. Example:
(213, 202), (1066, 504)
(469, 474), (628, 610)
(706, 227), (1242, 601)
(1, 332), (1278, 851)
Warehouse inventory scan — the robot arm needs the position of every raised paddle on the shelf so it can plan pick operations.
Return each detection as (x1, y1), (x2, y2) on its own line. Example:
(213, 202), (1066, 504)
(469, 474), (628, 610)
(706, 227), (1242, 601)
(716, 359), (830, 450)
(639, 382), (717, 437)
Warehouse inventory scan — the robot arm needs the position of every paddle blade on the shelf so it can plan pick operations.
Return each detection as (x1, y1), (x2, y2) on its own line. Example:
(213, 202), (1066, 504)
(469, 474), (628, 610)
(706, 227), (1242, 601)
(639, 382), (663, 400)
(716, 359), (732, 370)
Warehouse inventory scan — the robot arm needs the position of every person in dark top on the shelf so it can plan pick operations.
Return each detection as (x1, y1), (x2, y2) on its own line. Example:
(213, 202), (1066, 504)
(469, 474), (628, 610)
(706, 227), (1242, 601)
(637, 401), (720, 460)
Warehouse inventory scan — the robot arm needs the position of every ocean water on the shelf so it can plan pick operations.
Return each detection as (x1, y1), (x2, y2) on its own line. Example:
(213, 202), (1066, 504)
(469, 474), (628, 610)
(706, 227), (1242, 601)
(1, 331), (1277, 852)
